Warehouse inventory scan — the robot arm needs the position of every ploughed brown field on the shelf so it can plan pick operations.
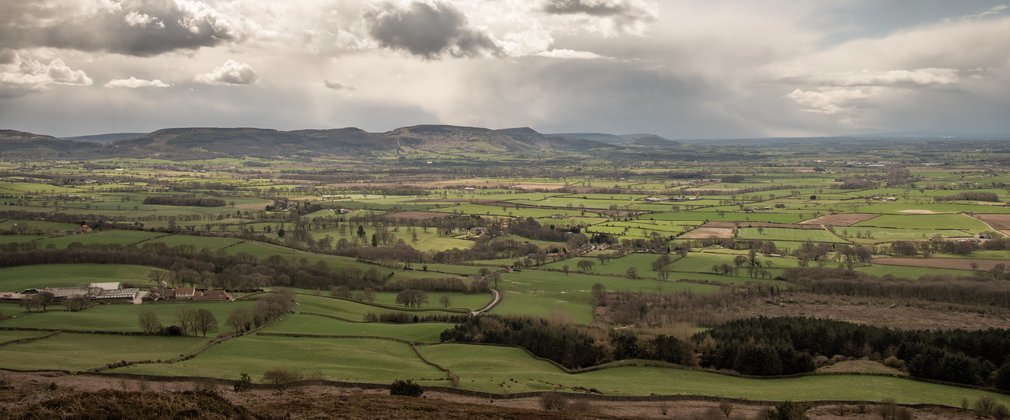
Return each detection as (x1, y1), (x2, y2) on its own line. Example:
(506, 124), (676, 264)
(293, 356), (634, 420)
(679, 227), (734, 239)
(800, 213), (879, 226)
(872, 257), (1007, 271)
(973, 214), (1010, 236)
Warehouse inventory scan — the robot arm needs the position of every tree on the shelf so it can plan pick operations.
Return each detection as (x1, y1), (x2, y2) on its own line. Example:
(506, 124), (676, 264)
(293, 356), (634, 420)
(363, 287), (376, 303)
(138, 310), (162, 335)
(64, 295), (90, 312)
(996, 361), (1010, 391)
(652, 254), (671, 281)
(625, 267), (638, 279)
(439, 295), (451, 309)
(227, 308), (252, 332)
(330, 285), (352, 299)
(591, 283), (607, 307)
(576, 260), (595, 272)
(193, 308), (218, 337)
(561, 265), (569, 275)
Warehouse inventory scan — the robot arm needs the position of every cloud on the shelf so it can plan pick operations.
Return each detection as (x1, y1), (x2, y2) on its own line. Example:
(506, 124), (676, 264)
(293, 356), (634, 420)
(194, 59), (258, 85)
(124, 11), (165, 29)
(324, 80), (354, 91)
(783, 68), (960, 115)
(534, 49), (606, 59)
(0, 0), (247, 56)
(364, 1), (502, 59)
(809, 68), (960, 87)
(105, 76), (170, 88)
(541, 0), (657, 34)
(786, 87), (885, 115)
(0, 54), (92, 97)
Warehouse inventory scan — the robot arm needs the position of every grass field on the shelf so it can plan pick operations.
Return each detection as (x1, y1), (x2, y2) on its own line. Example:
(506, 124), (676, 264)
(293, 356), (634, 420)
(854, 214), (992, 231)
(0, 300), (257, 333)
(492, 269), (721, 324)
(114, 336), (446, 383)
(0, 333), (208, 372)
(294, 294), (461, 321)
(0, 264), (166, 291)
(418, 344), (1010, 406)
(736, 227), (848, 243)
(35, 230), (166, 248)
(262, 314), (452, 343)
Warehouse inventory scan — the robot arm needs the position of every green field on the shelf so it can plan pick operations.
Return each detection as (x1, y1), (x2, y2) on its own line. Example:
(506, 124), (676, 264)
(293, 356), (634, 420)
(0, 300), (256, 332)
(419, 344), (1010, 406)
(0, 264), (166, 291)
(0, 333), (208, 372)
(854, 214), (992, 231)
(736, 227), (848, 243)
(263, 313), (452, 343)
(492, 269), (721, 324)
(114, 335), (446, 383)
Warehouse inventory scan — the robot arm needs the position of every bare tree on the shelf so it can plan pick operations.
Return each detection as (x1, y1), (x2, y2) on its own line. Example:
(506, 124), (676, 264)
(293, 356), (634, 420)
(138, 309), (162, 335)
(439, 295), (451, 309)
(193, 309), (218, 337)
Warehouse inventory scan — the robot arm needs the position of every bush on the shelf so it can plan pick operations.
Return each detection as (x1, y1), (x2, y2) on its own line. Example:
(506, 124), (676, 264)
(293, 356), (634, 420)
(233, 373), (253, 393)
(389, 379), (423, 397)
(540, 393), (568, 411)
(763, 401), (809, 420)
(262, 369), (303, 387)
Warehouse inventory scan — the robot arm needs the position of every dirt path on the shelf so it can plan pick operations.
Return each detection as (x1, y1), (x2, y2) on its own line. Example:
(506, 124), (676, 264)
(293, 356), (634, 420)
(471, 288), (500, 315)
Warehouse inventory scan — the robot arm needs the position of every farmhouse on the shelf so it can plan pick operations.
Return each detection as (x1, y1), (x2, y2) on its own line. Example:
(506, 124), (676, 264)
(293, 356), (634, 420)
(175, 287), (196, 299)
(193, 289), (234, 302)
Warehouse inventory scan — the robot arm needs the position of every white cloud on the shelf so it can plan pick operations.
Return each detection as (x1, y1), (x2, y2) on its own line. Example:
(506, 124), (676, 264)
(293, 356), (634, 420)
(104, 76), (170, 88)
(535, 49), (606, 59)
(0, 54), (92, 97)
(194, 59), (259, 85)
(124, 11), (164, 28)
(810, 68), (960, 87)
(787, 87), (886, 115)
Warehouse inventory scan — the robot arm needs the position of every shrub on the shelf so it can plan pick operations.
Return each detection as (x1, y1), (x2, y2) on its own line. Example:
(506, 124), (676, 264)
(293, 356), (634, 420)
(262, 369), (303, 387)
(389, 379), (423, 397)
(540, 393), (568, 411)
(763, 401), (809, 420)
(233, 373), (253, 393)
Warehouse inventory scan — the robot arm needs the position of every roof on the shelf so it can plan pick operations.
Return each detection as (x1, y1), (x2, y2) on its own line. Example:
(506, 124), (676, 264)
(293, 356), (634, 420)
(95, 288), (140, 299)
(89, 282), (121, 290)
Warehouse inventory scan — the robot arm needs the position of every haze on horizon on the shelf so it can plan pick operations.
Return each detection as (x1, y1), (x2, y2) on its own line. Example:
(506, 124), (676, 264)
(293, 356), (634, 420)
(2, 0), (1010, 139)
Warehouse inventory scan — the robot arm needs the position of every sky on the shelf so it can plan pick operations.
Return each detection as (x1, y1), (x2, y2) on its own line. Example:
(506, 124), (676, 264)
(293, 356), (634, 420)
(1, 0), (1010, 139)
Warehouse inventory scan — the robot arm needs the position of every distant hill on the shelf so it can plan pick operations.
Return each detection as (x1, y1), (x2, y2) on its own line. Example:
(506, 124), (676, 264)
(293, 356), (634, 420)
(100, 125), (615, 159)
(0, 125), (636, 159)
(0, 130), (98, 159)
(550, 132), (680, 148)
(61, 133), (146, 143)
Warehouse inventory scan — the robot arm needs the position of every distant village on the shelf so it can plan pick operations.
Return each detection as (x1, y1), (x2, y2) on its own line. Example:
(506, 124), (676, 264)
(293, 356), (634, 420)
(0, 280), (233, 305)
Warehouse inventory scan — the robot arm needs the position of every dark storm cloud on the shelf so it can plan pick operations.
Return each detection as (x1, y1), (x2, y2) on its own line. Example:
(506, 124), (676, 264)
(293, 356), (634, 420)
(541, 0), (655, 30)
(0, 0), (244, 56)
(364, 1), (501, 59)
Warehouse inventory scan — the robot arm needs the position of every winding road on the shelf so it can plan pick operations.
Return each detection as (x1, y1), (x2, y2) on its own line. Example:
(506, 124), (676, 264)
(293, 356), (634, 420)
(470, 288), (500, 316)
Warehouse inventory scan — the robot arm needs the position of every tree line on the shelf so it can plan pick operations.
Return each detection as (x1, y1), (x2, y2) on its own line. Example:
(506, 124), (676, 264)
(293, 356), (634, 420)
(142, 196), (227, 207)
(440, 315), (694, 370)
(697, 316), (1010, 388)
